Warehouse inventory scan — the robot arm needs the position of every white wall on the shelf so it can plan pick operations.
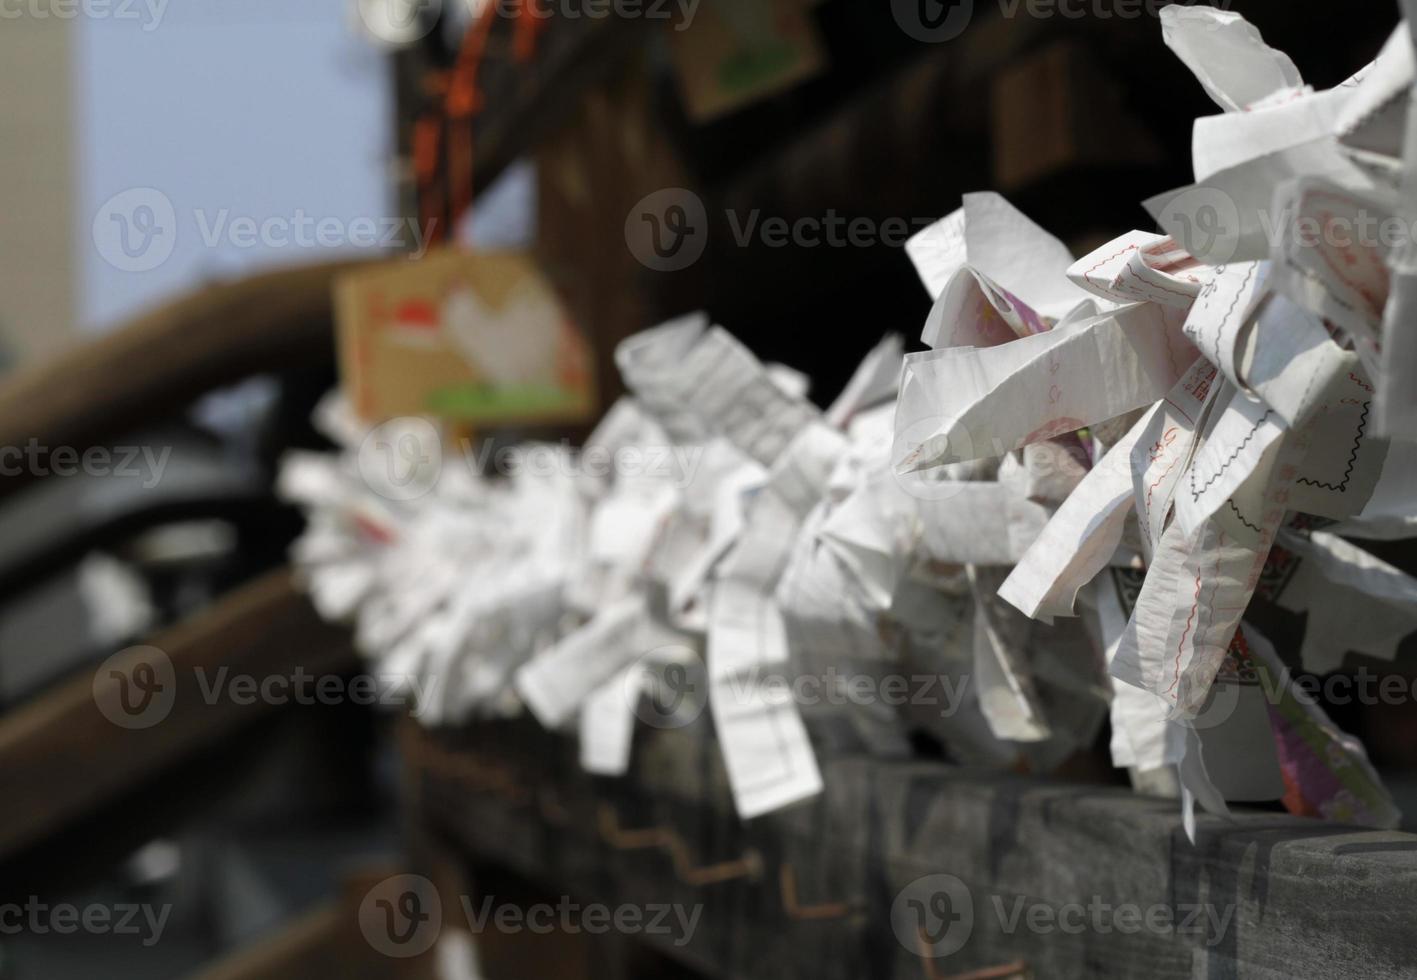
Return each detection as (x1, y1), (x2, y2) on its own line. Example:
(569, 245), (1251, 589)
(0, 16), (76, 367)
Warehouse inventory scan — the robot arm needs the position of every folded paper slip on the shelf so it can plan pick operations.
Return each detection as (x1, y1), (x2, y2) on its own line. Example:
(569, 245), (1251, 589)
(896, 303), (1194, 472)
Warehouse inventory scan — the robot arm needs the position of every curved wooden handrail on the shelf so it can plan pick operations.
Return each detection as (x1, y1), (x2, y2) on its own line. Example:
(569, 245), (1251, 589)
(0, 259), (369, 503)
(0, 568), (356, 864)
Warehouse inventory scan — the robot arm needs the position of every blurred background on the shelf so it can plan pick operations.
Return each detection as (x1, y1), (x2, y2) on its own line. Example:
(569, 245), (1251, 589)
(0, 1), (1406, 978)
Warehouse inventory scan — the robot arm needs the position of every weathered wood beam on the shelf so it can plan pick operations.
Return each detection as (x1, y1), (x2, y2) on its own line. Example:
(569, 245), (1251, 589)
(186, 902), (344, 980)
(0, 568), (356, 862)
(0, 260), (364, 504)
(410, 718), (1417, 980)
(471, 13), (655, 199)
(184, 867), (430, 980)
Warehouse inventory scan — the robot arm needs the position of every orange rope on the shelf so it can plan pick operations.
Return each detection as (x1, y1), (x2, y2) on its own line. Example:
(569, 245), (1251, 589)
(513, 0), (550, 62)
(413, 111), (445, 245)
(445, 6), (497, 226)
(416, 1), (553, 242)
(412, 114), (441, 185)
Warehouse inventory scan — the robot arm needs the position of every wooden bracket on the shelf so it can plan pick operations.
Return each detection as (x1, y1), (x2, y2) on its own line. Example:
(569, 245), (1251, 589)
(668, 841), (763, 887)
(598, 805), (762, 886)
(921, 953), (1031, 980)
(779, 863), (853, 921)
(598, 804), (674, 851)
(538, 789), (570, 826)
(416, 741), (530, 805)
